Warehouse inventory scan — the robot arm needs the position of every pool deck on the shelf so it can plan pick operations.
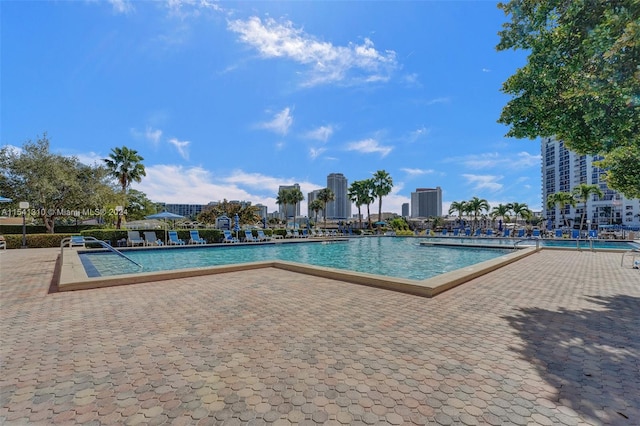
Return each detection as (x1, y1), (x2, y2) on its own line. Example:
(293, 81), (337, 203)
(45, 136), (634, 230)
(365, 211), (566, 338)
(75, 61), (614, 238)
(1, 248), (639, 425)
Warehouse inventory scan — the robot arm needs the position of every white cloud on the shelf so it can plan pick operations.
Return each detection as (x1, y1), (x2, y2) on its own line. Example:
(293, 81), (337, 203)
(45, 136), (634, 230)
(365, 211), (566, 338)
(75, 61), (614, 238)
(228, 16), (398, 86)
(76, 151), (105, 166)
(461, 174), (504, 192)
(133, 165), (323, 212)
(345, 138), (393, 157)
(309, 147), (326, 159)
(425, 97), (451, 106)
(259, 107), (293, 136)
(401, 167), (434, 177)
(408, 126), (429, 143)
(164, 0), (222, 19)
(482, 68), (491, 73)
(145, 127), (163, 145)
(447, 151), (541, 170)
(108, 0), (134, 14)
(168, 138), (190, 160)
(304, 125), (334, 142)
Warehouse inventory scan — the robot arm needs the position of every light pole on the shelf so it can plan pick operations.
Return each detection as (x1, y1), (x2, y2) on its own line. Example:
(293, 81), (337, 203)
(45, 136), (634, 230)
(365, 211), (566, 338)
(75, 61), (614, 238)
(19, 201), (29, 248)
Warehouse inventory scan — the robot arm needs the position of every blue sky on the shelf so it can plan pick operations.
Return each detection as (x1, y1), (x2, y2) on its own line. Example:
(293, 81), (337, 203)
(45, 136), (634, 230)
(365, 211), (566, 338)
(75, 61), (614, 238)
(1, 0), (542, 216)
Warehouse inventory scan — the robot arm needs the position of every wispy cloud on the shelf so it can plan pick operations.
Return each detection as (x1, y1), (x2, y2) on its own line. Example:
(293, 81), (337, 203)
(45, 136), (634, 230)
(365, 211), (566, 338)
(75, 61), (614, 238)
(401, 167), (434, 177)
(482, 68), (491, 73)
(407, 126), (429, 143)
(228, 16), (398, 87)
(309, 147), (326, 159)
(462, 174), (503, 192)
(108, 0), (134, 14)
(425, 97), (451, 106)
(164, 0), (222, 19)
(145, 127), (163, 145)
(259, 107), (293, 136)
(304, 125), (334, 142)
(168, 138), (190, 160)
(345, 138), (393, 157)
(446, 151), (540, 170)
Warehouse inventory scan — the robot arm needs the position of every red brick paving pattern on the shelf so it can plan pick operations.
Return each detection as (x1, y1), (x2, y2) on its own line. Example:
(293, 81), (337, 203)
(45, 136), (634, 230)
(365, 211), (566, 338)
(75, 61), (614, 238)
(1, 247), (639, 425)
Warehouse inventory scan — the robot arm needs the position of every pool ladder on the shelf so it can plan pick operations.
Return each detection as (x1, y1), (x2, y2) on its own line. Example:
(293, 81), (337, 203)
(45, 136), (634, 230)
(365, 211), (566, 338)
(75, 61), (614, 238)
(60, 236), (143, 269)
(513, 239), (541, 251)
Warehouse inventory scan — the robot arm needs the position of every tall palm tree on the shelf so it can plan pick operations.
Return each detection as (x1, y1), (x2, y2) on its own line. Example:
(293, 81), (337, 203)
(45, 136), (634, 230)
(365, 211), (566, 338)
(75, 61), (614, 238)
(511, 202), (532, 232)
(276, 188), (290, 228)
(466, 196), (490, 232)
(103, 146), (146, 228)
(448, 200), (468, 229)
(371, 170), (393, 228)
(289, 187), (304, 229)
(309, 199), (323, 229)
(317, 188), (335, 230)
(490, 203), (512, 230)
(363, 179), (376, 229)
(572, 183), (604, 234)
(546, 192), (576, 229)
(348, 180), (369, 230)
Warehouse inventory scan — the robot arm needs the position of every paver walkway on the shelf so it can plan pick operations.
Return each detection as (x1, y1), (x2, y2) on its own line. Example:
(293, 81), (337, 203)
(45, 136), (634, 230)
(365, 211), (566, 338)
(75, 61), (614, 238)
(1, 247), (639, 425)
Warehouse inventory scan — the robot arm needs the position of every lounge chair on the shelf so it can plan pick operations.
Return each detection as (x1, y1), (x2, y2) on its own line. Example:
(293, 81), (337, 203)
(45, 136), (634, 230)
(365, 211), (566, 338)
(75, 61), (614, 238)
(285, 229), (297, 238)
(485, 229), (493, 236)
(244, 230), (258, 242)
(144, 231), (164, 246)
(0, 236), (5, 250)
(517, 229), (525, 238)
(503, 229), (511, 238)
(571, 229), (580, 239)
(453, 229), (460, 237)
(189, 230), (206, 244)
(256, 230), (271, 241)
(532, 229), (540, 238)
(555, 229), (563, 238)
(301, 229), (310, 238)
(222, 230), (239, 243)
(474, 229), (481, 237)
(127, 231), (145, 247)
(168, 231), (185, 245)
(588, 230), (598, 239)
(441, 229), (447, 236)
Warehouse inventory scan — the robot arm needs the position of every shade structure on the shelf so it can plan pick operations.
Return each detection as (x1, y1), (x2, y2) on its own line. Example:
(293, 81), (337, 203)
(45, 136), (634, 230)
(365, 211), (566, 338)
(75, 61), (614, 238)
(0, 196), (12, 203)
(145, 211), (186, 242)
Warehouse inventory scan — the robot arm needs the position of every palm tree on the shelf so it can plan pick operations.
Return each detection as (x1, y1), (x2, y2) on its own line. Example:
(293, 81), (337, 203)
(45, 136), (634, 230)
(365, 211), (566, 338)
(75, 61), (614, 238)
(466, 197), (490, 233)
(490, 203), (512, 231)
(276, 188), (290, 227)
(448, 200), (468, 229)
(371, 170), (393, 229)
(348, 180), (369, 230)
(572, 183), (604, 235)
(363, 179), (376, 229)
(103, 146), (146, 228)
(317, 188), (335, 231)
(546, 192), (576, 229)
(511, 202), (532, 233)
(289, 187), (304, 230)
(309, 199), (324, 229)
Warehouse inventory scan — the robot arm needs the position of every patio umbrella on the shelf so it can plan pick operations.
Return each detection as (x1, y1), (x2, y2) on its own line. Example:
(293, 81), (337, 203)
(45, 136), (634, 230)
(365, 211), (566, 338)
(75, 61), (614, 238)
(0, 196), (12, 203)
(145, 211), (185, 242)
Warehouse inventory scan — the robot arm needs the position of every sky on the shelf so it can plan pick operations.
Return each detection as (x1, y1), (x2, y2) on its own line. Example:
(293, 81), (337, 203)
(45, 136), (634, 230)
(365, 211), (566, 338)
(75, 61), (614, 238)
(1, 0), (543, 216)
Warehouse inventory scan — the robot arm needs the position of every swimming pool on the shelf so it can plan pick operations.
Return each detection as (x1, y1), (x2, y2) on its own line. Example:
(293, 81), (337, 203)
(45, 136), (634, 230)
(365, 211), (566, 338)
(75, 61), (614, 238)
(79, 237), (513, 281)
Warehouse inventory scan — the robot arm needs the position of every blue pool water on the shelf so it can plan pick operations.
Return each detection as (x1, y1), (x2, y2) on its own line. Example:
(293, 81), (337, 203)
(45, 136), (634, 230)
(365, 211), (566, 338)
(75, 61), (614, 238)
(79, 237), (513, 280)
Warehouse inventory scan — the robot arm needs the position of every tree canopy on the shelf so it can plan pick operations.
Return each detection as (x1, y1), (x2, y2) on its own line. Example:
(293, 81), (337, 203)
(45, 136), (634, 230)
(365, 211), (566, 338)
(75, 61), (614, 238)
(0, 135), (114, 233)
(497, 0), (640, 198)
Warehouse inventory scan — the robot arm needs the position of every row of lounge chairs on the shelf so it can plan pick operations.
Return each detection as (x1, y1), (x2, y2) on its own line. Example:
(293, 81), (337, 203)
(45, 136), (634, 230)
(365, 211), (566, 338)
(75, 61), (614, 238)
(437, 228), (599, 239)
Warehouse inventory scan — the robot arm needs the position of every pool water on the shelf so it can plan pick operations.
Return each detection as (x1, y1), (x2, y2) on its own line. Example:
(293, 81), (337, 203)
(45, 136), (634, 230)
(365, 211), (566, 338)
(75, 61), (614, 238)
(79, 237), (513, 281)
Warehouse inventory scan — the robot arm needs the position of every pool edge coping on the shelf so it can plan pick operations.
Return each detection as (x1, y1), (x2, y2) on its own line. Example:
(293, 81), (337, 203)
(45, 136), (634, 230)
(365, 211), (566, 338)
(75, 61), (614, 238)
(57, 245), (538, 297)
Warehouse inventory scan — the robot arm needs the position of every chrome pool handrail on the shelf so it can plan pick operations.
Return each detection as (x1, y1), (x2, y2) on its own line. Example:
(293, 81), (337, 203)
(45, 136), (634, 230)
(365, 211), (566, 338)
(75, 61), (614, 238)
(60, 236), (143, 269)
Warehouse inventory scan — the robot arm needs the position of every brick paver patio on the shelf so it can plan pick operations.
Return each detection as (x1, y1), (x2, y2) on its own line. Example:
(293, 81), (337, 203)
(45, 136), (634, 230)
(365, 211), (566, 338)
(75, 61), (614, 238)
(1, 247), (639, 425)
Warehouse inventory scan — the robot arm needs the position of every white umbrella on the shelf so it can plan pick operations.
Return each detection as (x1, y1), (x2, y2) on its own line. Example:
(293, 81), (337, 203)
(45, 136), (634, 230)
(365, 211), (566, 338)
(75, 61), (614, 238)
(145, 211), (186, 242)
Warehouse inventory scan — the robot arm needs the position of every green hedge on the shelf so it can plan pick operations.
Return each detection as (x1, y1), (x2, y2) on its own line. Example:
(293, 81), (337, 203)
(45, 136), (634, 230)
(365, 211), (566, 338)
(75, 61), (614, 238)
(0, 224), (101, 235)
(0, 228), (286, 249)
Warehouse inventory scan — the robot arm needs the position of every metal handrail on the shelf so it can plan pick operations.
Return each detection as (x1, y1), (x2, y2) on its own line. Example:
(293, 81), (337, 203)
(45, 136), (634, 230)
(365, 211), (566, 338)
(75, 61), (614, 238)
(61, 236), (143, 269)
(621, 248), (640, 267)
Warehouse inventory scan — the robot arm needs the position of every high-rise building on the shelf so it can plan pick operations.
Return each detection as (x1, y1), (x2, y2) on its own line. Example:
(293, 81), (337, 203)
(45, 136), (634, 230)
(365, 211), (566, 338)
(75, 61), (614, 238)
(278, 184), (301, 219)
(326, 173), (351, 220)
(541, 137), (640, 228)
(401, 203), (410, 218)
(410, 187), (442, 218)
(307, 189), (323, 219)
